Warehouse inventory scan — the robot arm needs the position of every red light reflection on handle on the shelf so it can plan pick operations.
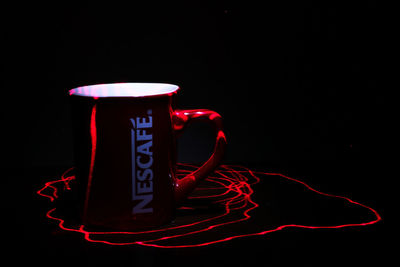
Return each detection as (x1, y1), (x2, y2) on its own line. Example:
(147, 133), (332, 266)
(37, 164), (381, 248)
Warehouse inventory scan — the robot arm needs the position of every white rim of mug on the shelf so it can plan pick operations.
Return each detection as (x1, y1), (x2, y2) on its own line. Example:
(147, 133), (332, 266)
(69, 83), (180, 98)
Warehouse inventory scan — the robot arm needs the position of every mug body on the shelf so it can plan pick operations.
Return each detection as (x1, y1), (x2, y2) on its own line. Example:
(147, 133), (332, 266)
(70, 83), (178, 230)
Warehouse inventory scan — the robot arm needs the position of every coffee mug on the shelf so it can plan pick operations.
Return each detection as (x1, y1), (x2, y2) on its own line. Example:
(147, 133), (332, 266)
(69, 83), (226, 230)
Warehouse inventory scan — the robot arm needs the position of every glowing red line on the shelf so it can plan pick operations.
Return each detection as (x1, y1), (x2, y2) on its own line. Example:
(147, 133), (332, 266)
(37, 181), (57, 202)
(135, 192), (258, 246)
(42, 171), (254, 243)
(65, 175), (241, 236)
(259, 172), (382, 226)
(188, 176), (236, 199)
(178, 206), (195, 210)
(46, 208), (82, 234)
(38, 164), (381, 248)
(36, 167), (75, 202)
(73, 168), (260, 245)
(104, 184), (258, 245)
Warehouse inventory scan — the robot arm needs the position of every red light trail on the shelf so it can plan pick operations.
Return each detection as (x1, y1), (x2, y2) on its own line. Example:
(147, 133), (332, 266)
(37, 164), (381, 248)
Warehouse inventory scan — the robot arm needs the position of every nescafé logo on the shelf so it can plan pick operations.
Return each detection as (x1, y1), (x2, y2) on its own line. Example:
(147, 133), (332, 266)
(130, 109), (153, 214)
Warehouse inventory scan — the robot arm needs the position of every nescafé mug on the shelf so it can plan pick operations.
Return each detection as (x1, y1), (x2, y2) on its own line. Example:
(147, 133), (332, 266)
(69, 83), (226, 230)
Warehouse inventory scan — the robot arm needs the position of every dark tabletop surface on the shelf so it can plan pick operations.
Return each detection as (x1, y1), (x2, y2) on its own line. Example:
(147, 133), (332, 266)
(4, 160), (387, 267)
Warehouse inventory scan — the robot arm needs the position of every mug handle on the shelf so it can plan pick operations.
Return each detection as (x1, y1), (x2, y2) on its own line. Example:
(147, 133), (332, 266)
(172, 109), (227, 203)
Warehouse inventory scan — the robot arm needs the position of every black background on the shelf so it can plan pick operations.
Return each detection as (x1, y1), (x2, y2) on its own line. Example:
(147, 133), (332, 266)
(2, 1), (388, 266)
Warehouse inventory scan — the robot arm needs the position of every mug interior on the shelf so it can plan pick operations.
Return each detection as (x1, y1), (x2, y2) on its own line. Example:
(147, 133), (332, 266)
(69, 83), (179, 98)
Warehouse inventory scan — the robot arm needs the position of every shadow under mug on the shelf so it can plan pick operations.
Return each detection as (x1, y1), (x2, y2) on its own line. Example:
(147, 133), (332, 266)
(69, 83), (226, 230)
